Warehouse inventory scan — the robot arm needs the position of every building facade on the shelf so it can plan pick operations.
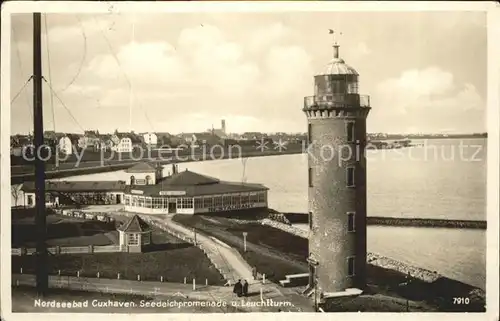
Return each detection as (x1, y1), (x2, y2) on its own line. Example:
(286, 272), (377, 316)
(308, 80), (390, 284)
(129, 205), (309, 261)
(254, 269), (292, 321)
(118, 215), (152, 252)
(143, 132), (158, 147)
(78, 130), (101, 151)
(123, 163), (268, 214)
(58, 136), (73, 155)
(304, 41), (371, 296)
(21, 181), (126, 207)
(20, 162), (269, 217)
(111, 134), (133, 153)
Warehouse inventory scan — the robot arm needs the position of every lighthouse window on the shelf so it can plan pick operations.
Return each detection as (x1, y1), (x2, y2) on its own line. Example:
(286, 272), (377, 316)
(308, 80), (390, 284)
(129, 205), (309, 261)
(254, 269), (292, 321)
(308, 168), (313, 187)
(309, 211), (313, 230)
(347, 212), (355, 232)
(347, 81), (359, 94)
(346, 167), (355, 187)
(346, 122), (355, 143)
(308, 123), (312, 144)
(347, 256), (355, 276)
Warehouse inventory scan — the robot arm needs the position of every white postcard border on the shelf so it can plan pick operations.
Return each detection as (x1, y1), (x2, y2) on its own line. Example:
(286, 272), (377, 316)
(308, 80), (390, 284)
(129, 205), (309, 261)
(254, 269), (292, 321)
(1, 1), (499, 321)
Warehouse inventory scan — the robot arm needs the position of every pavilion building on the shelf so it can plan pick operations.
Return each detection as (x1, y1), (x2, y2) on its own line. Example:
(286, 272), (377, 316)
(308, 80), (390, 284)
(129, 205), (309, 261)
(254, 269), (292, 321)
(122, 163), (269, 214)
(21, 162), (269, 215)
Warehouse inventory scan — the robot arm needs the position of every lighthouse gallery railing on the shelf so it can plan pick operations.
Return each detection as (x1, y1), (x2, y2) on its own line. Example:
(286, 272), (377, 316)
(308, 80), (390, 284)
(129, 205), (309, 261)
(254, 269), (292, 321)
(304, 94), (370, 109)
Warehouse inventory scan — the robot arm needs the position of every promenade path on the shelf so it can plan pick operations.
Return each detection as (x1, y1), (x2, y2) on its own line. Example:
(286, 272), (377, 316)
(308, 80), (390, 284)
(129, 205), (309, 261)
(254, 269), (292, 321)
(12, 274), (314, 312)
(142, 214), (256, 285)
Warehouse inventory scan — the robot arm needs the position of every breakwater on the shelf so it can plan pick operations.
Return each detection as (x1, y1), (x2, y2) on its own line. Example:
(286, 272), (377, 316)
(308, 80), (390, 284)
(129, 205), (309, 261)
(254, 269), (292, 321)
(258, 217), (486, 305)
(260, 218), (441, 282)
(282, 213), (486, 230)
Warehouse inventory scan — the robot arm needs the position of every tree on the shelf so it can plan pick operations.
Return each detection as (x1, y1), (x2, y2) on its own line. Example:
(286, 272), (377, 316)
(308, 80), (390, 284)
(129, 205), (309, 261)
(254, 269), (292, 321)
(11, 185), (21, 207)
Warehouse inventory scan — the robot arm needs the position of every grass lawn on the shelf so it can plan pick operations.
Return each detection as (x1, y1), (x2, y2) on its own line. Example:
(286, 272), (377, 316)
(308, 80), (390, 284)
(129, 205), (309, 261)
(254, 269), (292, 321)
(12, 208), (117, 247)
(172, 214), (486, 312)
(12, 243), (225, 285)
(11, 209), (225, 286)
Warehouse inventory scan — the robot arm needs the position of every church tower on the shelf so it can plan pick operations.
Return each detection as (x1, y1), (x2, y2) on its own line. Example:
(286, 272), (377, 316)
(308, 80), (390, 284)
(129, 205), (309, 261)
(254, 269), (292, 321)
(304, 32), (371, 297)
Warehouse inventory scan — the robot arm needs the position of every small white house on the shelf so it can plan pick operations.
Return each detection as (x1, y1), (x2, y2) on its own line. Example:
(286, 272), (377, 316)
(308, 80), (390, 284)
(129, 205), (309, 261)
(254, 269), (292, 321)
(58, 136), (73, 155)
(143, 133), (158, 147)
(111, 134), (133, 153)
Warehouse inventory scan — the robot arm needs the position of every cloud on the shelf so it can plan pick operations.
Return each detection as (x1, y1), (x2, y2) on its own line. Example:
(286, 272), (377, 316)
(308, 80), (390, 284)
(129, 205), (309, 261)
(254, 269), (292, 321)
(369, 67), (485, 133)
(262, 45), (313, 95)
(376, 67), (483, 114)
(80, 23), (312, 128)
(347, 42), (372, 61)
(47, 17), (106, 42)
(248, 22), (292, 53)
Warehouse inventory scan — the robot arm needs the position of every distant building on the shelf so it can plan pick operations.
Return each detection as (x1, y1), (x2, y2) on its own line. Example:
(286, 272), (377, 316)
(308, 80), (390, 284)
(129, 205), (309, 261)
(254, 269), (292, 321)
(194, 132), (221, 146)
(10, 134), (32, 156)
(209, 119), (227, 138)
(111, 133), (141, 153)
(78, 130), (101, 151)
(241, 132), (267, 140)
(176, 132), (221, 146)
(58, 135), (74, 155)
(99, 134), (114, 151)
(177, 133), (197, 145)
(142, 132), (158, 147)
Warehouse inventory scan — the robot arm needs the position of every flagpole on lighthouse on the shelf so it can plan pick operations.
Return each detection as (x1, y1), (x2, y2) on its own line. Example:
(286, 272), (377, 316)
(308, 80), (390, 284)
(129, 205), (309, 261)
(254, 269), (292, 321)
(329, 29), (341, 59)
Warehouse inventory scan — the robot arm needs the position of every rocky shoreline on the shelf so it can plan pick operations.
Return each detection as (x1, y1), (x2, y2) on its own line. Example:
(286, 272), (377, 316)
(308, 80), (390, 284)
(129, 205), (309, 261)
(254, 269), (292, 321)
(259, 218), (486, 302)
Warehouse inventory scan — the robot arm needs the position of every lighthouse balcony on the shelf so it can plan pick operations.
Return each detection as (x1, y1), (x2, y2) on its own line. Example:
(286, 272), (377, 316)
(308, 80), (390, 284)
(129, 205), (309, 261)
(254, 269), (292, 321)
(303, 94), (370, 111)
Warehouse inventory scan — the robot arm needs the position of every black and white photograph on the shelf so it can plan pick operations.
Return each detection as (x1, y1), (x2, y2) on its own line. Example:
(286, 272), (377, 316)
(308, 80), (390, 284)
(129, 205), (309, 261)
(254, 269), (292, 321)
(1, 1), (499, 317)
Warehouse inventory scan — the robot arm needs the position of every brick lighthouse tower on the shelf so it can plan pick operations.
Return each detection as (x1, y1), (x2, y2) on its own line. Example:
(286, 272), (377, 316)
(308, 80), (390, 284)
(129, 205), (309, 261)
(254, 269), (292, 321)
(304, 32), (371, 299)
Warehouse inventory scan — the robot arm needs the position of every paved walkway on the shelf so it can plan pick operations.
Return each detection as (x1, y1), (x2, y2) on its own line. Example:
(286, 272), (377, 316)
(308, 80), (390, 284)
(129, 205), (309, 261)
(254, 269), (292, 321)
(143, 215), (256, 285)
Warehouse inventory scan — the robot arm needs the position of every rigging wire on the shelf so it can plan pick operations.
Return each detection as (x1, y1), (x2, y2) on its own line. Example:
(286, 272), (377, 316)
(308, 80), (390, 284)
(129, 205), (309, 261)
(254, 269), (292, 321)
(43, 14), (57, 133)
(11, 76), (33, 105)
(58, 14), (87, 93)
(93, 16), (156, 132)
(42, 77), (85, 132)
(11, 26), (34, 123)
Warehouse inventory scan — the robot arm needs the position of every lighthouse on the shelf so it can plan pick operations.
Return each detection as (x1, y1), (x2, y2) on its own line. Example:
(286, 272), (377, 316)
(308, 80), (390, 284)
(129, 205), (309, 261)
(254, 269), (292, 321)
(304, 32), (371, 298)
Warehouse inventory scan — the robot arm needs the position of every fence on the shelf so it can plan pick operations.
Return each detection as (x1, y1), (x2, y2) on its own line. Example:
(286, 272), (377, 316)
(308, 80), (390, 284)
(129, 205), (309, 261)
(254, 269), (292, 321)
(12, 273), (212, 296)
(12, 244), (121, 256)
(55, 208), (116, 223)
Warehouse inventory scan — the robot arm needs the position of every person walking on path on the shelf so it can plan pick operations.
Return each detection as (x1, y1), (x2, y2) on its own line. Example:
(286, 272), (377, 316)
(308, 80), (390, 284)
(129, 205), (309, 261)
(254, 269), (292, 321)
(242, 280), (249, 297)
(233, 279), (243, 297)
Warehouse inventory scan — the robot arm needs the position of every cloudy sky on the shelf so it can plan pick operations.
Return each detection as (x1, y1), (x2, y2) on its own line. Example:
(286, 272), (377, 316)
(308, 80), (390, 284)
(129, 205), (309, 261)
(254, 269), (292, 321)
(10, 11), (486, 135)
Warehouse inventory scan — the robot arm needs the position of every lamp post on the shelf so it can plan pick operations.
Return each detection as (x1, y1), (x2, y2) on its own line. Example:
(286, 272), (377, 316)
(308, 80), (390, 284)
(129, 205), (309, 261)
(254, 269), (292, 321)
(242, 232), (248, 252)
(314, 278), (318, 312)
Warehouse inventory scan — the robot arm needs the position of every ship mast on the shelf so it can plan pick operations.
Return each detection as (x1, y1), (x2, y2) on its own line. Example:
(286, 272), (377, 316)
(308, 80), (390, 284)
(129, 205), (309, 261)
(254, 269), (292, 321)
(33, 12), (48, 296)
